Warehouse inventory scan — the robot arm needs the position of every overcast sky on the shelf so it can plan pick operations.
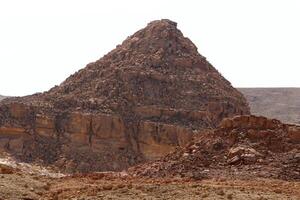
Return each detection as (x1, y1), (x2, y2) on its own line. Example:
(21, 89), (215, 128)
(0, 0), (300, 96)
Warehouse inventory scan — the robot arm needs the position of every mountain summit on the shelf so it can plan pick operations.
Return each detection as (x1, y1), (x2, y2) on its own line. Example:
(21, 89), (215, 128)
(14, 19), (249, 128)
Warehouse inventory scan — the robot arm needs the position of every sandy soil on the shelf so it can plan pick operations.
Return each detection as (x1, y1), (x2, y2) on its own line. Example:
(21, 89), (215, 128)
(0, 169), (299, 200)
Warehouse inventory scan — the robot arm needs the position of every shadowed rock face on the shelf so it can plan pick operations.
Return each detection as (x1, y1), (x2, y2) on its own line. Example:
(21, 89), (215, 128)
(0, 19), (249, 172)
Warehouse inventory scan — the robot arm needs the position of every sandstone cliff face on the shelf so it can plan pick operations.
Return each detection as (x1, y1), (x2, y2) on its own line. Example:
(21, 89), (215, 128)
(0, 19), (249, 172)
(0, 103), (194, 172)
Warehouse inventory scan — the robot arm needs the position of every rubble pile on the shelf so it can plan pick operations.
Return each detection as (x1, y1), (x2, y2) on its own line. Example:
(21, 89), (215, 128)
(130, 115), (300, 181)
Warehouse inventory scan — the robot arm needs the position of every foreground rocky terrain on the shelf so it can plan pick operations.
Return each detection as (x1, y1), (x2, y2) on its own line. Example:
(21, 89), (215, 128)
(0, 115), (299, 200)
(0, 168), (299, 200)
(130, 115), (300, 181)
(239, 88), (300, 125)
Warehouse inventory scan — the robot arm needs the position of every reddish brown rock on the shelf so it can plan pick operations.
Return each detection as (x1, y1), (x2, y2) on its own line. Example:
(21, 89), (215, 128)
(287, 126), (300, 143)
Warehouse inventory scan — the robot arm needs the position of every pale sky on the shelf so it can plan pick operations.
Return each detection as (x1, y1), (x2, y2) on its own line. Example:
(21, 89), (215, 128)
(0, 0), (300, 96)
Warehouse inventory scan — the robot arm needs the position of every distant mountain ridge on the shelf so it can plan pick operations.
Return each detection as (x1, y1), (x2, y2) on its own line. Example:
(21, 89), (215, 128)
(239, 88), (300, 125)
(0, 95), (7, 101)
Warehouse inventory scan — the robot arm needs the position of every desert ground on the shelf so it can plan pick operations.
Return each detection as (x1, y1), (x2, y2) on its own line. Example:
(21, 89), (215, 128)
(0, 161), (299, 200)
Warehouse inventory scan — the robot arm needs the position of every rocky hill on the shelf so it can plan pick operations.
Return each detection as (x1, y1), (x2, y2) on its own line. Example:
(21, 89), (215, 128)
(0, 19), (249, 172)
(239, 88), (300, 125)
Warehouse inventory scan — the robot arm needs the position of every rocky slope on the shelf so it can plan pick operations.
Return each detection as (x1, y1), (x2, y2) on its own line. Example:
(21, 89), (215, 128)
(0, 19), (249, 172)
(130, 115), (300, 181)
(239, 88), (300, 125)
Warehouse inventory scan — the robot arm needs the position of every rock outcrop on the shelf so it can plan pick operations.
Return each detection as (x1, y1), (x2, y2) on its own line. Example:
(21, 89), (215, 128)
(0, 19), (249, 172)
(130, 115), (300, 181)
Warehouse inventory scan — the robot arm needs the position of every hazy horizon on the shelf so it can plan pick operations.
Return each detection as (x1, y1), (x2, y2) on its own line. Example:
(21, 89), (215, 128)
(1, 0), (300, 96)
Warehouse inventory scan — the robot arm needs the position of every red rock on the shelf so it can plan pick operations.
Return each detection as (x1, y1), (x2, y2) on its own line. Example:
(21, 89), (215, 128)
(288, 126), (300, 143)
